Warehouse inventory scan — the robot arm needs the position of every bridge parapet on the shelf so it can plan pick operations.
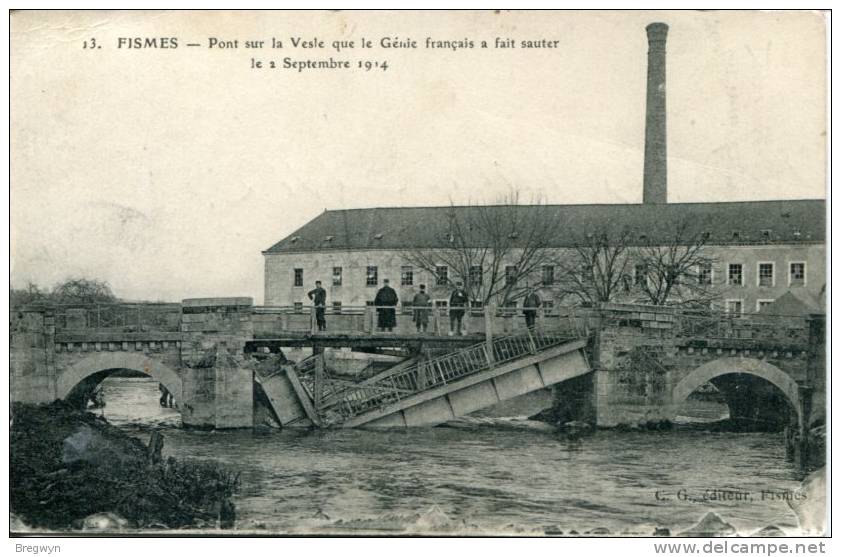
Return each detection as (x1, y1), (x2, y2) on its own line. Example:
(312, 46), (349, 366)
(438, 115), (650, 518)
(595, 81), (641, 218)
(180, 297), (254, 363)
(50, 303), (182, 333)
(595, 303), (809, 348)
(589, 303), (821, 428)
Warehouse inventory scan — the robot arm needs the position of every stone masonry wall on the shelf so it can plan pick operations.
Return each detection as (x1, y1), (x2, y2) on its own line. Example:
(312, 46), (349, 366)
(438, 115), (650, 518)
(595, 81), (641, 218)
(10, 311), (55, 403)
(592, 305), (814, 428)
(594, 323), (678, 427)
(179, 298), (255, 428)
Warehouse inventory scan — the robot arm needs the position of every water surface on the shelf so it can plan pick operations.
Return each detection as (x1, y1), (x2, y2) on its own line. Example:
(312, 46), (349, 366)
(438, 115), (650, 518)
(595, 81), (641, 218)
(98, 376), (806, 535)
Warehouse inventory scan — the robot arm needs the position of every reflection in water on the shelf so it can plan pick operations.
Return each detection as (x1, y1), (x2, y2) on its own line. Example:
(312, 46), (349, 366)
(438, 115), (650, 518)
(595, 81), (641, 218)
(101, 377), (806, 535)
(99, 376), (181, 428)
(675, 398), (730, 424)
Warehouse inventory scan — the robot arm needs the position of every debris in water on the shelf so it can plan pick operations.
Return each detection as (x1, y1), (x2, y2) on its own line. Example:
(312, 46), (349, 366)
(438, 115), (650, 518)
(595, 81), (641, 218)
(678, 512), (736, 537)
(751, 525), (786, 537)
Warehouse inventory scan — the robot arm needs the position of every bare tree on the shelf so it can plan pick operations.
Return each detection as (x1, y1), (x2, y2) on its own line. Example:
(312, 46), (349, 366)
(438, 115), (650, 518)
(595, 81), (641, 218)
(634, 223), (719, 307)
(51, 277), (117, 305)
(552, 228), (635, 305)
(10, 282), (47, 312)
(551, 224), (720, 309)
(401, 192), (563, 307)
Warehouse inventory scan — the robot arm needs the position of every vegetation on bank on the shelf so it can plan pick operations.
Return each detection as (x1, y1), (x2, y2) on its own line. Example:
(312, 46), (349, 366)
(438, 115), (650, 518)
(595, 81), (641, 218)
(11, 401), (239, 531)
(11, 278), (118, 310)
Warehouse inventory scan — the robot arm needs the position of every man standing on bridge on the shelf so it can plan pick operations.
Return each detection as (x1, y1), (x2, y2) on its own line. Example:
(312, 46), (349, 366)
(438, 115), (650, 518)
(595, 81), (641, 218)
(374, 279), (398, 332)
(307, 280), (327, 331)
(412, 284), (431, 333)
(522, 288), (542, 329)
(449, 281), (469, 336)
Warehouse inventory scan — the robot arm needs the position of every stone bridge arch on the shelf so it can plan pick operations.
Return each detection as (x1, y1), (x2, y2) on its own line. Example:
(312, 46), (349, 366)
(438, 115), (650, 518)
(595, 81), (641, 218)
(57, 352), (183, 407)
(671, 357), (802, 428)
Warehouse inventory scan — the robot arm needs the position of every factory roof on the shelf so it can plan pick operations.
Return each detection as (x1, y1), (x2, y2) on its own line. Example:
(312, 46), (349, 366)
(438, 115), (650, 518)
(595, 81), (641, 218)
(263, 199), (826, 254)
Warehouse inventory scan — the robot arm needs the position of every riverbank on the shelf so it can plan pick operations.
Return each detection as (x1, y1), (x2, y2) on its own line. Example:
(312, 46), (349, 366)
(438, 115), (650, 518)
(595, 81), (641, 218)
(10, 401), (238, 531)
(19, 376), (818, 536)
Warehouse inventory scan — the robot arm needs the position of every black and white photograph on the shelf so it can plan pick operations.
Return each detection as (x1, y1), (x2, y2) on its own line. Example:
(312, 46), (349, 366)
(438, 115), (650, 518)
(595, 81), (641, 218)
(8, 9), (829, 544)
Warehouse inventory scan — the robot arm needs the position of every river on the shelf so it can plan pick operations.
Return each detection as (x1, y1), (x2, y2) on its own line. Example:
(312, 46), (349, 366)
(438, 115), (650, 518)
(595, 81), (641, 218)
(96, 376), (807, 535)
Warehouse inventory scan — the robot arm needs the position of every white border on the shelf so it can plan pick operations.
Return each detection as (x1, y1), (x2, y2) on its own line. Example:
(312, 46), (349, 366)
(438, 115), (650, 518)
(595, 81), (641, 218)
(756, 261), (776, 287)
(724, 298), (745, 315)
(788, 260), (808, 287)
(727, 262), (745, 287)
(756, 298), (775, 312)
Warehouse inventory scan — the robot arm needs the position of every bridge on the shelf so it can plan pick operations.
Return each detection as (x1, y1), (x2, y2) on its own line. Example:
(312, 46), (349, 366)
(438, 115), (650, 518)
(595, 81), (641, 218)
(10, 298), (824, 433)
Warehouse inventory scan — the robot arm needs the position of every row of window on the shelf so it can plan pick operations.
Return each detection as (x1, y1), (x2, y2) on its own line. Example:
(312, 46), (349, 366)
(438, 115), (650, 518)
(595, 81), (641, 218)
(289, 299), (557, 314)
(724, 261), (806, 288)
(725, 299), (781, 315)
(291, 295), (775, 317)
(294, 261), (807, 289)
(293, 265), (556, 288)
(293, 295), (779, 316)
(628, 261), (807, 288)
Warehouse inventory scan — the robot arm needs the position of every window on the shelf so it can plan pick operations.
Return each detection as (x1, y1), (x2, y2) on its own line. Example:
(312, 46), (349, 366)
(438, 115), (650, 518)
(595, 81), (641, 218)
(469, 265), (483, 286)
(728, 263), (743, 286)
(366, 266), (378, 287)
(332, 301), (342, 314)
(789, 262), (806, 286)
(757, 263), (774, 287)
(401, 265), (414, 286)
(725, 299), (743, 315)
(542, 265), (555, 285)
(435, 266), (448, 286)
(505, 265), (517, 286)
(332, 267), (343, 286)
(502, 299), (518, 316)
(470, 300), (484, 316)
(634, 264), (647, 286)
(698, 262), (712, 286)
(756, 299), (774, 312)
(543, 300), (555, 317)
(293, 268), (304, 287)
(293, 302), (303, 313)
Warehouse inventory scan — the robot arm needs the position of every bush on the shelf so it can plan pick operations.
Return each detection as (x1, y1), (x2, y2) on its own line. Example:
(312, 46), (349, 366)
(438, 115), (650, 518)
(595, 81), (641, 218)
(11, 401), (238, 530)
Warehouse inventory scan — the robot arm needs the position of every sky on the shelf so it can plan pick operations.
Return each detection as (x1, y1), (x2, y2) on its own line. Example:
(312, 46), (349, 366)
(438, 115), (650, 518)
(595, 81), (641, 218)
(10, 10), (827, 303)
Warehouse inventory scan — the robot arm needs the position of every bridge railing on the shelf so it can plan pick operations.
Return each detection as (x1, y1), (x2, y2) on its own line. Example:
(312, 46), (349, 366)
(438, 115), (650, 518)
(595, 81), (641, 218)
(252, 303), (578, 337)
(673, 311), (809, 345)
(321, 324), (583, 423)
(594, 303), (810, 346)
(39, 299), (586, 337)
(40, 299), (810, 347)
(50, 303), (183, 332)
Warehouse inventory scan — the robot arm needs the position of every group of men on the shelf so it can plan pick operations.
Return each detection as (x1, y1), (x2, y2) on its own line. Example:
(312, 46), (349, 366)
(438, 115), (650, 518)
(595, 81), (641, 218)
(407, 281), (469, 336)
(307, 279), (543, 335)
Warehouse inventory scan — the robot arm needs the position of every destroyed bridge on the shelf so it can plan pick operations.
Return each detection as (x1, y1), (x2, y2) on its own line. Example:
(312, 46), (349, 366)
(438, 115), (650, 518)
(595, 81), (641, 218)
(11, 298), (825, 432)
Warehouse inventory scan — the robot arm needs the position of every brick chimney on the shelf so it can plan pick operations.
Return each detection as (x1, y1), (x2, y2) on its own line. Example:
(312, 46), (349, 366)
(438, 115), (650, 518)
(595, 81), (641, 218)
(643, 22), (669, 204)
